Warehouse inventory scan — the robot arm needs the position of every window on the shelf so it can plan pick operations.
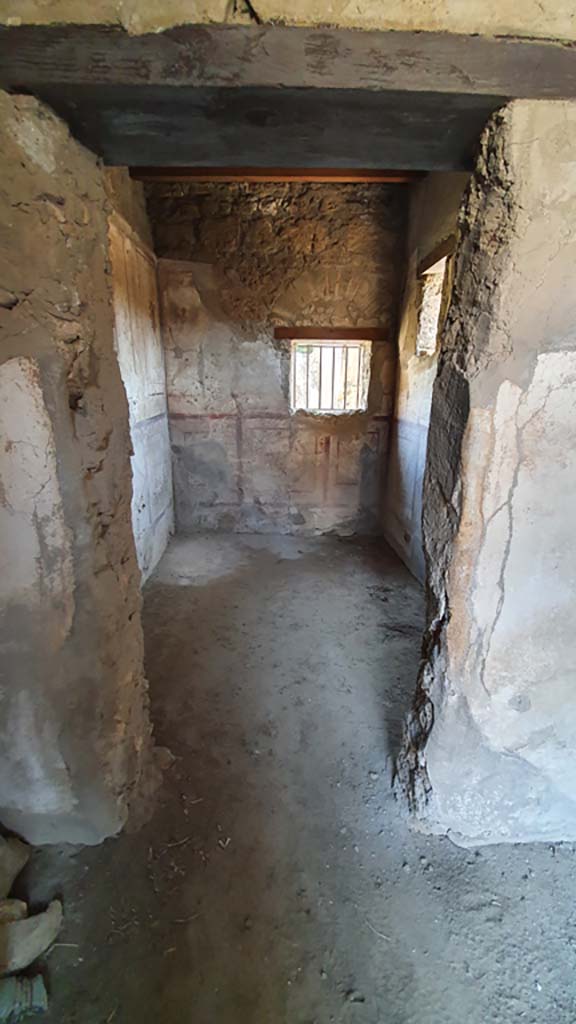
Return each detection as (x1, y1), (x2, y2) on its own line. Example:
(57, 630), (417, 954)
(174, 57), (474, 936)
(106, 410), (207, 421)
(415, 255), (449, 357)
(290, 339), (371, 413)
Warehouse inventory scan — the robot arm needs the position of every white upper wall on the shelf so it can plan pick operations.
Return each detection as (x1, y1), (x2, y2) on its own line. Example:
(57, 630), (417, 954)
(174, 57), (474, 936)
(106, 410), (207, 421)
(108, 217), (173, 581)
(383, 172), (469, 581)
(1, 0), (575, 40)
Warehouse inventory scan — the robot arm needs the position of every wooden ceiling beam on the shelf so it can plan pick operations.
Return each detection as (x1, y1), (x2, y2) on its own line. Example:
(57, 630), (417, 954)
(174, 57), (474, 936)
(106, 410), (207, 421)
(130, 167), (421, 184)
(1, 24), (575, 98)
(0, 24), (529, 170)
(20, 85), (496, 170)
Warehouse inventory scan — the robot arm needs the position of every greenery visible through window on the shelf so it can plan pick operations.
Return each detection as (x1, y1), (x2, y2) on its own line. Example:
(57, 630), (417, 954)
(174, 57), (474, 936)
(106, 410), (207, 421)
(290, 339), (372, 413)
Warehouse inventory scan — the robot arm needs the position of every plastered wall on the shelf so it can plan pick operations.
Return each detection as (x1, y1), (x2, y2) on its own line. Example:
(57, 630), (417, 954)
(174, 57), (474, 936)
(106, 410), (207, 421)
(149, 182), (406, 535)
(1, 0), (574, 41)
(108, 212), (173, 580)
(397, 100), (576, 845)
(384, 173), (469, 581)
(0, 92), (155, 844)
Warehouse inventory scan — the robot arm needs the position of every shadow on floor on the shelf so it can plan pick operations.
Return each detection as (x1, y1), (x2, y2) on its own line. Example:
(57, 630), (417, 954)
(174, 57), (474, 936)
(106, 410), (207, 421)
(23, 535), (576, 1024)
(25, 535), (427, 1023)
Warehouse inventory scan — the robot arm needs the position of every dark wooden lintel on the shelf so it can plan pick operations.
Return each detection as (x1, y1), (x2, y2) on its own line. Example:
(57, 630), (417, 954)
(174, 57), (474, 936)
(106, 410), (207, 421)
(18, 85), (498, 170)
(3, 22), (569, 169)
(1, 23), (575, 98)
(418, 234), (458, 276)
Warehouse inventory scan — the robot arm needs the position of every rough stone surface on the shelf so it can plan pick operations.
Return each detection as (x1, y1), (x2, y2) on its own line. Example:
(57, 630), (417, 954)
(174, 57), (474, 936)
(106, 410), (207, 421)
(148, 182), (406, 534)
(104, 168), (153, 251)
(396, 100), (576, 845)
(0, 899), (63, 975)
(108, 216), (173, 580)
(0, 91), (156, 843)
(384, 172), (469, 581)
(148, 183), (404, 330)
(1, 0), (575, 42)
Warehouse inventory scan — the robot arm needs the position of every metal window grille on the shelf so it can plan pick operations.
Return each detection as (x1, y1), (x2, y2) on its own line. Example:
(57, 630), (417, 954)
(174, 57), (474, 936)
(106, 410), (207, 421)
(290, 339), (371, 413)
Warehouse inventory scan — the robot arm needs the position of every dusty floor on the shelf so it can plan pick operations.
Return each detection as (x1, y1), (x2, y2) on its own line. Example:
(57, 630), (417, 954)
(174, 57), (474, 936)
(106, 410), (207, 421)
(22, 535), (576, 1023)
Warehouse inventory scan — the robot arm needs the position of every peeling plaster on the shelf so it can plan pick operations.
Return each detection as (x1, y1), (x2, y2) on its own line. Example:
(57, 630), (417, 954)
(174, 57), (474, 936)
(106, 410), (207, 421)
(396, 101), (576, 845)
(151, 183), (404, 535)
(0, 90), (157, 844)
(0, 357), (74, 643)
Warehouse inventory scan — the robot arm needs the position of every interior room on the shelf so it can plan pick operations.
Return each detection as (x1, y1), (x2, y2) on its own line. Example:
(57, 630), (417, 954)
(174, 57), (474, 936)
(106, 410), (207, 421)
(1, 10), (576, 1023)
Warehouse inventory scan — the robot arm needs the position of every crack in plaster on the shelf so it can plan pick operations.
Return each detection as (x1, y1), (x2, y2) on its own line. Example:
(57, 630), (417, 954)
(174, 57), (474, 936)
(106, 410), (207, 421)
(476, 369), (576, 701)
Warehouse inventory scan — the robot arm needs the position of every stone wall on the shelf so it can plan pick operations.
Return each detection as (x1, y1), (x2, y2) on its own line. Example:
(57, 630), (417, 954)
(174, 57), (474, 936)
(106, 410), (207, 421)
(0, 92), (155, 844)
(148, 182), (406, 534)
(104, 167), (154, 251)
(108, 213), (173, 581)
(396, 100), (576, 845)
(2, 0), (574, 41)
(384, 173), (469, 581)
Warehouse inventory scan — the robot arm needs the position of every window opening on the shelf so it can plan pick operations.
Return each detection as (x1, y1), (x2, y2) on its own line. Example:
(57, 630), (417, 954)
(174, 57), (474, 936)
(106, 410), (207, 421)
(415, 255), (448, 357)
(290, 339), (372, 413)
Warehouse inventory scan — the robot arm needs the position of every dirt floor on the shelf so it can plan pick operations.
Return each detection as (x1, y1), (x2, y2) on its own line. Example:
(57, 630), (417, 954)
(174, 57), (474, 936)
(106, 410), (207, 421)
(22, 534), (576, 1023)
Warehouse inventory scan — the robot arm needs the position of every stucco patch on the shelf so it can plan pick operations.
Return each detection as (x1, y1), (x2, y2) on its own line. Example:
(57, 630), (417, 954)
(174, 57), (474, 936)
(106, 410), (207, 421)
(396, 102), (576, 845)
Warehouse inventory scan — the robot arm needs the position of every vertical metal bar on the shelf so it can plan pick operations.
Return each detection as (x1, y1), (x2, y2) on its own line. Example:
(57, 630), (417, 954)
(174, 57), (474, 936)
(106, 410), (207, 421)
(343, 344), (349, 411)
(331, 346), (336, 411)
(306, 345), (310, 409)
(355, 346), (361, 408)
(318, 344), (323, 410)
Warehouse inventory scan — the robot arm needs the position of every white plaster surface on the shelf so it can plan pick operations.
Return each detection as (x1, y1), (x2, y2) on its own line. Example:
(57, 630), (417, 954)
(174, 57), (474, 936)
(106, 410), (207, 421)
(0, 91), (155, 844)
(2, 0), (575, 41)
(0, 357), (77, 819)
(411, 101), (576, 844)
(384, 172), (469, 580)
(109, 218), (173, 580)
(0, 357), (73, 629)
